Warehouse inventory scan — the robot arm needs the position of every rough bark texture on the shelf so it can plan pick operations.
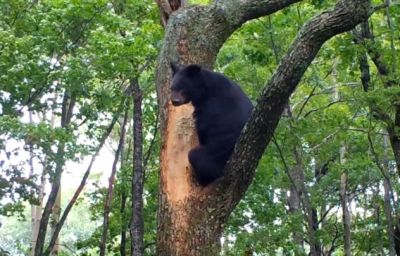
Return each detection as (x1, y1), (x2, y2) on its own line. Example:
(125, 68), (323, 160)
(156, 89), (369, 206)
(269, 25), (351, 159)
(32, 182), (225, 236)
(156, 0), (372, 254)
(130, 79), (145, 256)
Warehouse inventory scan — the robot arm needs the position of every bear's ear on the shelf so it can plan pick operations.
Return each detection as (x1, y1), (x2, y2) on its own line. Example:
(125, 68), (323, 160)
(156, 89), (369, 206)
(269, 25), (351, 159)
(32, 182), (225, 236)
(185, 64), (202, 76)
(170, 61), (180, 76)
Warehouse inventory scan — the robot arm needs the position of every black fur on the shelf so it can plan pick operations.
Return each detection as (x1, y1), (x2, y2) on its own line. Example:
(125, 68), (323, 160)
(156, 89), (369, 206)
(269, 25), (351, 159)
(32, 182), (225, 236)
(170, 63), (253, 186)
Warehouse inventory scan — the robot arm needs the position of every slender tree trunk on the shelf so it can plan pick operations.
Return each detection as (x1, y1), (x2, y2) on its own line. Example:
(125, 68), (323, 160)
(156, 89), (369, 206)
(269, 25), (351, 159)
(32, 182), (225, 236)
(384, 175), (396, 256)
(340, 171), (351, 256)
(43, 100), (124, 255)
(375, 188), (385, 255)
(30, 175), (45, 256)
(383, 135), (396, 256)
(284, 107), (305, 253)
(120, 138), (129, 256)
(356, 21), (400, 255)
(120, 188), (128, 256)
(369, 133), (397, 255)
(99, 109), (129, 256)
(293, 149), (321, 256)
(156, 0), (371, 254)
(34, 92), (75, 256)
(334, 59), (351, 255)
(130, 79), (145, 256)
(31, 96), (56, 256)
(29, 112), (42, 256)
(288, 171), (304, 250)
(285, 106), (320, 255)
(34, 145), (65, 256)
(50, 187), (61, 256)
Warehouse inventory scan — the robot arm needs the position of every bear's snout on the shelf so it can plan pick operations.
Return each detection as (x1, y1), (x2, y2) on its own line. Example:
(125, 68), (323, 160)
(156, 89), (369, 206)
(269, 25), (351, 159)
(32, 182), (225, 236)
(171, 90), (187, 106)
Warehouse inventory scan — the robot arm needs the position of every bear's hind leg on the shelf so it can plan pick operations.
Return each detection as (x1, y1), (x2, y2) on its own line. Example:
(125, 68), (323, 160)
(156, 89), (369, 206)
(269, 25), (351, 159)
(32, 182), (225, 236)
(188, 147), (223, 186)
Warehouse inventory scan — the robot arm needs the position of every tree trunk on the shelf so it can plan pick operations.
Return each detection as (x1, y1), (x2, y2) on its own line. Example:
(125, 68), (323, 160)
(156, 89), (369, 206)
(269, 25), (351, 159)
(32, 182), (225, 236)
(120, 188), (128, 256)
(34, 92), (75, 256)
(120, 138), (129, 256)
(50, 187), (61, 256)
(29, 111), (46, 256)
(293, 148), (321, 256)
(43, 100), (124, 256)
(156, 0), (371, 254)
(340, 171), (351, 256)
(384, 175), (396, 256)
(356, 21), (400, 255)
(155, 0), (186, 28)
(288, 169), (304, 250)
(130, 79), (145, 256)
(30, 175), (45, 256)
(99, 109), (128, 256)
(383, 135), (396, 256)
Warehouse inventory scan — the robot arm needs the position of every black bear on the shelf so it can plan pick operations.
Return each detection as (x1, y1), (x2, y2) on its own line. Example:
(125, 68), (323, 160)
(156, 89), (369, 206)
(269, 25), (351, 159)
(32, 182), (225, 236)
(170, 62), (253, 186)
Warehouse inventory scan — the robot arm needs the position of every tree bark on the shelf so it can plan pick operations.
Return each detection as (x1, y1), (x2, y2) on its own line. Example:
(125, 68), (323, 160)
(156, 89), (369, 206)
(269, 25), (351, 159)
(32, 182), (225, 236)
(50, 187), (61, 256)
(120, 188), (128, 256)
(340, 171), (351, 256)
(130, 78), (145, 256)
(30, 173), (45, 256)
(156, 0), (372, 254)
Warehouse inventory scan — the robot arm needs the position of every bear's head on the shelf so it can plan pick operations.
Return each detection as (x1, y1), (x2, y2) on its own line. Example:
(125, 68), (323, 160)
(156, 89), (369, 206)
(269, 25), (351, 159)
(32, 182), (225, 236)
(170, 62), (206, 106)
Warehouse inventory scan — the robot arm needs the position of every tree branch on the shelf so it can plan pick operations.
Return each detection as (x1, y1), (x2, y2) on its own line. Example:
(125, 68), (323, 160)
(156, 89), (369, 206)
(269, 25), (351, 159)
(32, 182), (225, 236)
(214, 0), (303, 28)
(217, 0), (372, 213)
